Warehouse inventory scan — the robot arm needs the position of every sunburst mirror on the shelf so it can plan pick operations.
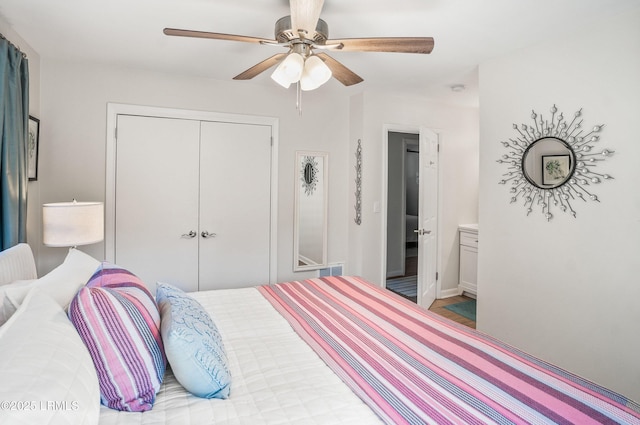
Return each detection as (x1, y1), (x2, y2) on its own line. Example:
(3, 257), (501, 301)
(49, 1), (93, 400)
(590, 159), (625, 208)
(497, 105), (614, 221)
(301, 155), (319, 195)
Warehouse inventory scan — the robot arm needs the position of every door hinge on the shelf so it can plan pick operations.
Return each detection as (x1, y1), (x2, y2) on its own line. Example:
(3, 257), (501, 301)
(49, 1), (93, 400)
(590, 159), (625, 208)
(436, 272), (439, 281)
(437, 143), (440, 153)
(270, 136), (273, 146)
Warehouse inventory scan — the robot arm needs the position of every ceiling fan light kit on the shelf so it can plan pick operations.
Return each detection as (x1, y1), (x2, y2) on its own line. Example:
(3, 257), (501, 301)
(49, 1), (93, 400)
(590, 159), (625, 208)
(271, 52), (305, 88)
(163, 0), (434, 110)
(270, 41), (333, 91)
(300, 55), (332, 91)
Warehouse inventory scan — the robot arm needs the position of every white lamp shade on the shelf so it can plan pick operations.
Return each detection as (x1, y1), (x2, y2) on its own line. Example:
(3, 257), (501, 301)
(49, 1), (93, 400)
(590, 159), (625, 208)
(43, 201), (104, 247)
(271, 53), (305, 88)
(300, 55), (332, 91)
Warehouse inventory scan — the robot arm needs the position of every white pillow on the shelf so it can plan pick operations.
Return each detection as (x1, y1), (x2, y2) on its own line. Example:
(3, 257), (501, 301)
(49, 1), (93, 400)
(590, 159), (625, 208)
(0, 289), (100, 424)
(0, 243), (37, 286)
(0, 248), (100, 326)
(0, 279), (35, 326)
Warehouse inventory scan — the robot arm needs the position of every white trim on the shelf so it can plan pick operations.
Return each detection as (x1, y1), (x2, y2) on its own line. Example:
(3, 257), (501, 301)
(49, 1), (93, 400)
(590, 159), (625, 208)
(439, 287), (462, 298)
(431, 127), (444, 301)
(105, 102), (279, 284)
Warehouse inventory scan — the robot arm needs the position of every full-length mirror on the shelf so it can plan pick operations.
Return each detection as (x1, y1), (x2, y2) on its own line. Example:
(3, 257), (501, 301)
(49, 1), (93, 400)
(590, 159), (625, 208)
(294, 151), (328, 271)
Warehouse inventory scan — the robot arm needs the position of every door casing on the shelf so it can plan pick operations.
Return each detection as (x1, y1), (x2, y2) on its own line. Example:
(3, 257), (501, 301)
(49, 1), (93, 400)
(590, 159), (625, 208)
(381, 124), (440, 308)
(105, 103), (279, 286)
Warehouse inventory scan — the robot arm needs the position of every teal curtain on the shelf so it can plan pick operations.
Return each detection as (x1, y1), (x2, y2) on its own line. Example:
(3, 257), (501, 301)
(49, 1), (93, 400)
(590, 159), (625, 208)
(0, 36), (30, 250)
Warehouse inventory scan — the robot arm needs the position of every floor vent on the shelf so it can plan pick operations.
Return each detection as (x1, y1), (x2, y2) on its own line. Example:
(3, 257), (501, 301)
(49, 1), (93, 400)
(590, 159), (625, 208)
(319, 264), (343, 277)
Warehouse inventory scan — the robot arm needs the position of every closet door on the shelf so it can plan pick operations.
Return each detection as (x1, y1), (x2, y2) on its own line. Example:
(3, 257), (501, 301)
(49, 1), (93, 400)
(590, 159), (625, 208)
(115, 115), (200, 292)
(198, 121), (272, 290)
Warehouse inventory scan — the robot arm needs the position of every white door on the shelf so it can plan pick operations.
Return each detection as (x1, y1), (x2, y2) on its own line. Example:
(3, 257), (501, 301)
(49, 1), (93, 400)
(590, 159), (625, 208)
(115, 115), (201, 292)
(114, 115), (273, 292)
(417, 128), (438, 308)
(198, 121), (272, 290)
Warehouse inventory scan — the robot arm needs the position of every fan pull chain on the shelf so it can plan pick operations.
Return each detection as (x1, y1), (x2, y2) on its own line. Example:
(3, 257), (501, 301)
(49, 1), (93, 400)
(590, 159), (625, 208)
(296, 81), (303, 115)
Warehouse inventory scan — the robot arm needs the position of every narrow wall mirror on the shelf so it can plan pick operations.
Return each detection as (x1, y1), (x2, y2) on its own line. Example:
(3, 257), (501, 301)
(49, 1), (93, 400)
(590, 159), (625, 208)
(294, 151), (328, 271)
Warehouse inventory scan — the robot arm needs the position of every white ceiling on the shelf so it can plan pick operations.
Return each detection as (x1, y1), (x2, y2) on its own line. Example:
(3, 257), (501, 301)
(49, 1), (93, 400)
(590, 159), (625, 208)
(1, 0), (639, 106)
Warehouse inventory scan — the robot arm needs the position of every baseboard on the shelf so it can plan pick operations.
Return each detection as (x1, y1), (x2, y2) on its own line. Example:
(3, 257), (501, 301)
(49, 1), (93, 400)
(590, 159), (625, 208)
(439, 287), (462, 299)
(386, 267), (405, 279)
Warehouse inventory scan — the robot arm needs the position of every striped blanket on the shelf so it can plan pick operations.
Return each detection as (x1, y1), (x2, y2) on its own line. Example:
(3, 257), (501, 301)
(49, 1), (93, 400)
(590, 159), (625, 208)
(258, 276), (640, 425)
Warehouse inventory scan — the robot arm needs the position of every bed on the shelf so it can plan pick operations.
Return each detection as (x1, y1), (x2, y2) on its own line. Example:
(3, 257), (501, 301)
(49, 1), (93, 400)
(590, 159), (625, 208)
(1, 244), (639, 425)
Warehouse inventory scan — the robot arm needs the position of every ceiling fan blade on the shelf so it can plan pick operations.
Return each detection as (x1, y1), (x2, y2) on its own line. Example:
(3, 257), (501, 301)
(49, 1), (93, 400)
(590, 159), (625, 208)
(325, 37), (434, 54)
(233, 54), (287, 80)
(164, 28), (273, 44)
(316, 53), (363, 86)
(290, 0), (325, 39)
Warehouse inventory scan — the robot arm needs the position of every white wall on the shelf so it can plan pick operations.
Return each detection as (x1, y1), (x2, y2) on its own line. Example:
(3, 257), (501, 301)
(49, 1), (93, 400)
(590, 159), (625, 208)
(32, 59), (479, 295)
(4, 19), (479, 300)
(478, 8), (640, 401)
(348, 91), (479, 296)
(36, 59), (351, 282)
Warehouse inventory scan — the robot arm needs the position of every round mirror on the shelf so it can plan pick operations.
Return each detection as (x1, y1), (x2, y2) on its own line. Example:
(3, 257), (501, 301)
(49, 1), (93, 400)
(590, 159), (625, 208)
(304, 163), (315, 185)
(521, 137), (575, 189)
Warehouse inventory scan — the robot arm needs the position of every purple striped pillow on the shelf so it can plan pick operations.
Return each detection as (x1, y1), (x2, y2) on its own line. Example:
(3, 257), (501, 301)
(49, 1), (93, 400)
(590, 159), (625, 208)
(68, 262), (166, 412)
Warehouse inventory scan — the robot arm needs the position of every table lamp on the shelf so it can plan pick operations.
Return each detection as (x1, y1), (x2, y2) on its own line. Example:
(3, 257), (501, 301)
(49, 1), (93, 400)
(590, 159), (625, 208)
(42, 200), (104, 248)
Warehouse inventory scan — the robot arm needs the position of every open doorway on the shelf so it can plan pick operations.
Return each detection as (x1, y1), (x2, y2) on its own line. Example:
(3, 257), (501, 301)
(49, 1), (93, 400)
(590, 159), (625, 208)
(386, 132), (419, 302)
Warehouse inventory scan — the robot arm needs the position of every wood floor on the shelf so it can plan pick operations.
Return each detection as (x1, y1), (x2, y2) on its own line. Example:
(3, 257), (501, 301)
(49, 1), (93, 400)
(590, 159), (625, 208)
(388, 243), (476, 329)
(387, 279), (476, 329)
(428, 295), (476, 329)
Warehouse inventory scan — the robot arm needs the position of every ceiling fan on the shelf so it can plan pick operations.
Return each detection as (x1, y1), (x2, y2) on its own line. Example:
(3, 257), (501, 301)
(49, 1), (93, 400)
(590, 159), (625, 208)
(163, 0), (434, 91)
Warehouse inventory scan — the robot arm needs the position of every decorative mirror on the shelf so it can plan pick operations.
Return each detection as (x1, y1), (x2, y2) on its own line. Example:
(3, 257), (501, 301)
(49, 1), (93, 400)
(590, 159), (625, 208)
(498, 105), (613, 220)
(294, 151), (328, 271)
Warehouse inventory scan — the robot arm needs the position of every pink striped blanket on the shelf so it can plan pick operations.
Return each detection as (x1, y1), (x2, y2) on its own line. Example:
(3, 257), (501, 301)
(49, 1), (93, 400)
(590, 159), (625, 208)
(258, 276), (640, 425)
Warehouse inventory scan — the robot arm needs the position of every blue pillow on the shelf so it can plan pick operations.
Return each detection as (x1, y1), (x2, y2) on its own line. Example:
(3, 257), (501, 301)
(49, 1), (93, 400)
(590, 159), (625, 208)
(156, 282), (231, 399)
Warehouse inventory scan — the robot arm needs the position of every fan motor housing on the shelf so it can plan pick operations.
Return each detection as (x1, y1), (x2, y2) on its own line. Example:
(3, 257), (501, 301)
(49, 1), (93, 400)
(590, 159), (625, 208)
(275, 15), (328, 43)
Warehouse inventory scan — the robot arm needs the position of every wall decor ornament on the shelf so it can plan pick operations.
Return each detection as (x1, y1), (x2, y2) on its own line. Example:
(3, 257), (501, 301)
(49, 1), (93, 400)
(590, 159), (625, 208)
(300, 155), (319, 195)
(28, 115), (40, 181)
(354, 139), (362, 225)
(497, 105), (613, 221)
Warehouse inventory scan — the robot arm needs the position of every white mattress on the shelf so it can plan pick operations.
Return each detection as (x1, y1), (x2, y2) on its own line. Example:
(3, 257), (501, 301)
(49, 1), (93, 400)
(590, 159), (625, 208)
(98, 287), (383, 425)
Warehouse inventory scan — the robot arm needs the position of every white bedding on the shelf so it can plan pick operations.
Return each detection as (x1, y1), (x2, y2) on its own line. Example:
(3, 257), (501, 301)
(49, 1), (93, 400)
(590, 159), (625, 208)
(98, 287), (383, 425)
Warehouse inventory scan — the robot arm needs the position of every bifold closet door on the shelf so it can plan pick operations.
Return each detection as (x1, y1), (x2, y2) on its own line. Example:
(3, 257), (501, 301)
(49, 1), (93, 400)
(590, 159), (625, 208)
(198, 121), (272, 291)
(115, 115), (201, 292)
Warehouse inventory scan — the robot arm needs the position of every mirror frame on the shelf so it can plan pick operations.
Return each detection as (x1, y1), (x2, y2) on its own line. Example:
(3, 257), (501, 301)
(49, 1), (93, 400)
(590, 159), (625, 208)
(293, 151), (328, 271)
(498, 105), (613, 221)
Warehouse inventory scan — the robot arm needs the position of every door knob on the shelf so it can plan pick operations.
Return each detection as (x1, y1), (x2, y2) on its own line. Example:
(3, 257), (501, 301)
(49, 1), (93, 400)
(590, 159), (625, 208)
(201, 231), (217, 239)
(413, 229), (432, 236)
(181, 230), (197, 239)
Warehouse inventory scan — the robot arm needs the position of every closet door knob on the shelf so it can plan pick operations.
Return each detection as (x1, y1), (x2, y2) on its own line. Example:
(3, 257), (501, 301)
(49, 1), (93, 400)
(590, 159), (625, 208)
(201, 231), (217, 239)
(181, 230), (197, 239)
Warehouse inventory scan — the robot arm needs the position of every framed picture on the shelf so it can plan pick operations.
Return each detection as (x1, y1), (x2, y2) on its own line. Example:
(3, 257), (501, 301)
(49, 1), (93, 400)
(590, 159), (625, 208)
(542, 154), (571, 186)
(28, 115), (40, 181)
